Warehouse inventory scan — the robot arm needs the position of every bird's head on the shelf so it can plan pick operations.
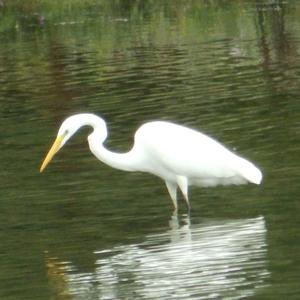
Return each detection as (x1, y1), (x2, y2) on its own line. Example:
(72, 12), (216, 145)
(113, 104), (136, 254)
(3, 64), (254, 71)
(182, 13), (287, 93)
(40, 113), (106, 172)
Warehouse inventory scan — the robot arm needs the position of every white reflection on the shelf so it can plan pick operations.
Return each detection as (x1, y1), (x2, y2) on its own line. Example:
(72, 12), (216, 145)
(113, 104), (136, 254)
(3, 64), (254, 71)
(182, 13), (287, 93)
(46, 216), (269, 299)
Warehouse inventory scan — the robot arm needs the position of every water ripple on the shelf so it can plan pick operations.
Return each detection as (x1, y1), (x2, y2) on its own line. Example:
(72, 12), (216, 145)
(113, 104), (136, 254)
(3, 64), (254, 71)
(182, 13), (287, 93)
(46, 216), (269, 299)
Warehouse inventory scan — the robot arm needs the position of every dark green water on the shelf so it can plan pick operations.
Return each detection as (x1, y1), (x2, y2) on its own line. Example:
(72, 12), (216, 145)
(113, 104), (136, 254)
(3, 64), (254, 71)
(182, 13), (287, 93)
(1, 1), (300, 299)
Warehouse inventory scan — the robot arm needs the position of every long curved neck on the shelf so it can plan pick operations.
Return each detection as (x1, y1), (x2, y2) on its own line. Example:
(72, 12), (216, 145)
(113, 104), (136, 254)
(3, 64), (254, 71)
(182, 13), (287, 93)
(87, 120), (139, 172)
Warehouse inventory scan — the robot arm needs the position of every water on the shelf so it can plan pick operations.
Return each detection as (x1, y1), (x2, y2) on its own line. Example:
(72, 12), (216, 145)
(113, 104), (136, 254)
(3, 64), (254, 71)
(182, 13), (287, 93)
(47, 216), (268, 300)
(1, 1), (300, 299)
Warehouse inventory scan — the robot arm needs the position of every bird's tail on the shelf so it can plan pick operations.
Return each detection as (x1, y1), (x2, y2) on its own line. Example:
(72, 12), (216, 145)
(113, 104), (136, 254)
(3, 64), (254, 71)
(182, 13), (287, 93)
(237, 157), (263, 185)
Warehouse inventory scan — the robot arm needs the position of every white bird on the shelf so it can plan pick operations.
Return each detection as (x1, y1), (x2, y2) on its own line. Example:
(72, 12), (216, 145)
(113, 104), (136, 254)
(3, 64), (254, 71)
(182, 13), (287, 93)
(40, 113), (262, 210)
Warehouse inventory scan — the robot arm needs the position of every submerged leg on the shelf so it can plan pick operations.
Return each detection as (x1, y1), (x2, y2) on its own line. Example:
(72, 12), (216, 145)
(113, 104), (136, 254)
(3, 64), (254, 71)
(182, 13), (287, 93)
(176, 176), (190, 210)
(169, 209), (179, 229)
(165, 181), (178, 210)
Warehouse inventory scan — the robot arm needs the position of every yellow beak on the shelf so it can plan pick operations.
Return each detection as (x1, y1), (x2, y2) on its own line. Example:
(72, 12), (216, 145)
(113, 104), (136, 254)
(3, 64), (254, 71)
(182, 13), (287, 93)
(40, 135), (64, 172)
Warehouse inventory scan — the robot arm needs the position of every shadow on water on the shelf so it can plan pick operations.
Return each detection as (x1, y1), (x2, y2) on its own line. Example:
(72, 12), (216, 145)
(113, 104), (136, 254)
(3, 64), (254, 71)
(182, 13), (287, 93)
(45, 214), (269, 299)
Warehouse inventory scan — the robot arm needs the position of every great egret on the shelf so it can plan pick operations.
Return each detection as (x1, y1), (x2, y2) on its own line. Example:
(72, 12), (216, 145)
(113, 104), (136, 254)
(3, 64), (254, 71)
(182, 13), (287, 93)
(40, 113), (262, 209)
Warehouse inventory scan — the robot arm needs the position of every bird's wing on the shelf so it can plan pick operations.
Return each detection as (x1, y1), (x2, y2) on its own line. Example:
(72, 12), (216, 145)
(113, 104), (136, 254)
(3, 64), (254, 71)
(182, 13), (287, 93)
(135, 121), (239, 180)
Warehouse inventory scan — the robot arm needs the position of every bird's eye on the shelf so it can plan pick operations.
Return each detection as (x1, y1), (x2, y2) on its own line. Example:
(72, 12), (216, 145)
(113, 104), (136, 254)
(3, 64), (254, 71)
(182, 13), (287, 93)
(64, 129), (69, 136)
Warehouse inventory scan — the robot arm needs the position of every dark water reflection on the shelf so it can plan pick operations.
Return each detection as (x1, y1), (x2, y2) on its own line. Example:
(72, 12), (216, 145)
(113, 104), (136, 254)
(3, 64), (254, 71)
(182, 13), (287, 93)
(46, 216), (268, 300)
(1, 0), (300, 299)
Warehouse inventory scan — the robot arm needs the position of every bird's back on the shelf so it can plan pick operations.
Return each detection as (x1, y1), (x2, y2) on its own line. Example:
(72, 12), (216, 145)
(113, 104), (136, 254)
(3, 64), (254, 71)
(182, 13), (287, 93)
(133, 121), (262, 186)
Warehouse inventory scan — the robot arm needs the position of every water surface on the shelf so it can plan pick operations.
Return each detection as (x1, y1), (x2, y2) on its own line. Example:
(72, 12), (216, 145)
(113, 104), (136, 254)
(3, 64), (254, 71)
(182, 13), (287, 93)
(1, 1), (300, 299)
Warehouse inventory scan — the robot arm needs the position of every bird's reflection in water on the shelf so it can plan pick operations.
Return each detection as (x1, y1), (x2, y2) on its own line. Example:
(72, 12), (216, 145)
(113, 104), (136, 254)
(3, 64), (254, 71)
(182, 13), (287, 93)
(46, 215), (269, 299)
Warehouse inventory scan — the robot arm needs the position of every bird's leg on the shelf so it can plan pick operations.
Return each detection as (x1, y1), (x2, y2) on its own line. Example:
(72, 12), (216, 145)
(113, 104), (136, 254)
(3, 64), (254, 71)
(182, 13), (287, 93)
(169, 210), (179, 230)
(165, 181), (178, 210)
(177, 176), (190, 211)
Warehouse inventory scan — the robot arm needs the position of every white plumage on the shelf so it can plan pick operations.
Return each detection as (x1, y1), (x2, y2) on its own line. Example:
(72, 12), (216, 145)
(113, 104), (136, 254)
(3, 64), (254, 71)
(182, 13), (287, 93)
(40, 113), (262, 210)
